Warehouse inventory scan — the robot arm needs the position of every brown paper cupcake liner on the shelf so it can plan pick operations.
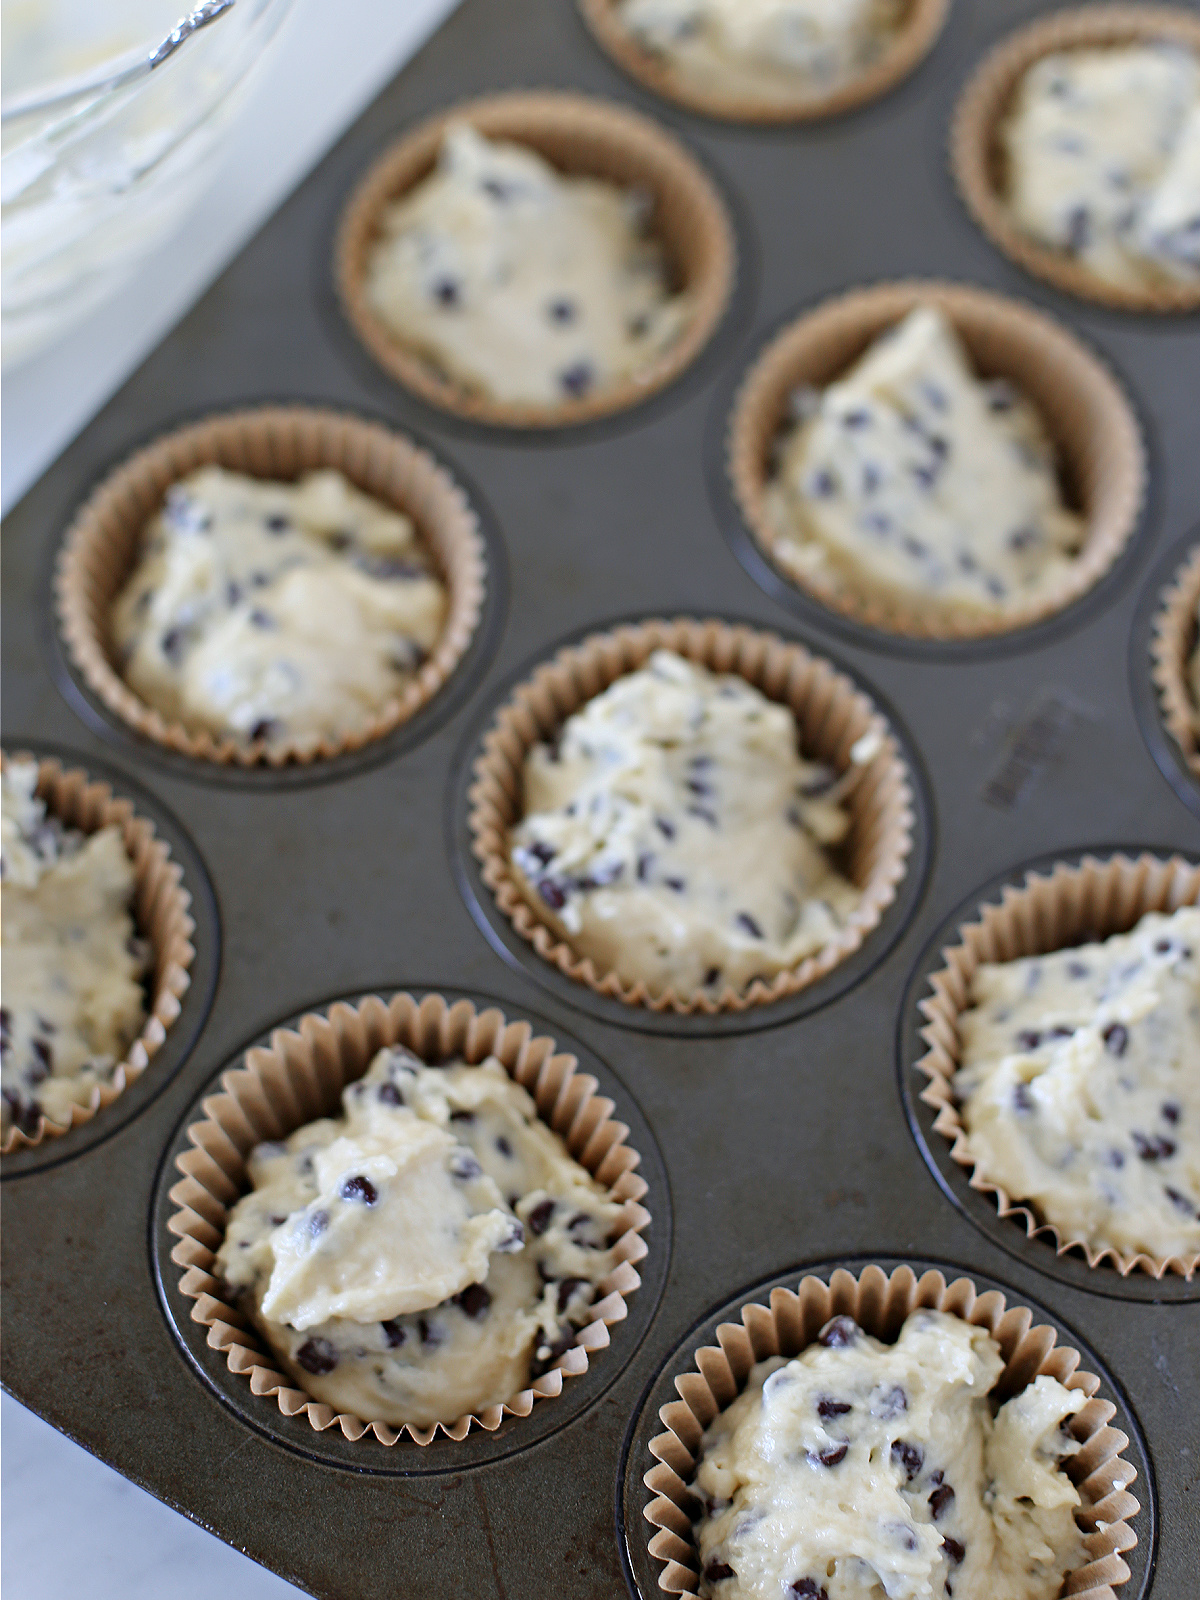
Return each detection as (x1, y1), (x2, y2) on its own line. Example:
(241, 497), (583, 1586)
(468, 617), (915, 1013)
(335, 91), (736, 427)
(166, 992), (652, 1446)
(579, 0), (950, 124)
(728, 280), (1145, 640)
(916, 852), (1200, 1279)
(952, 6), (1200, 314)
(1151, 542), (1200, 782)
(1, 753), (195, 1153)
(643, 1263), (1141, 1598)
(54, 407), (487, 767)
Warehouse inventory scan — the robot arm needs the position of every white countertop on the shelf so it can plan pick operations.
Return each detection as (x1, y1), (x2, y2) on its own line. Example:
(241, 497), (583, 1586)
(1, 3), (457, 1595)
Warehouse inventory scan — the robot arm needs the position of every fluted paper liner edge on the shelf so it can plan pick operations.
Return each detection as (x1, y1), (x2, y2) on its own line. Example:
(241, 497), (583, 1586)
(54, 407), (487, 766)
(335, 91), (735, 427)
(1, 753), (195, 1153)
(166, 992), (652, 1446)
(915, 852), (1200, 1279)
(642, 1263), (1141, 1598)
(1151, 543), (1200, 781)
(728, 281), (1145, 640)
(952, 6), (1200, 314)
(579, 0), (950, 124)
(468, 617), (915, 1013)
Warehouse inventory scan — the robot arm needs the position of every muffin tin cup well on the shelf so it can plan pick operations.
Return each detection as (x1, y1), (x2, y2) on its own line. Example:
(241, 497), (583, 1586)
(578, 0), (951, 125)
(0, 753), (196, 1154)
(334, 91), (737, 429)
(1150, 541), (1200, 785)
(914, 851), (1200, 1282)
(54, 406), (488, 768)
(951, 5), (1200, 315)
(467, 616), (916, 1015)
(638, 1262), (1142, 1598)
(165, 990), (652, 1447)
(727, 280), (1146, 641)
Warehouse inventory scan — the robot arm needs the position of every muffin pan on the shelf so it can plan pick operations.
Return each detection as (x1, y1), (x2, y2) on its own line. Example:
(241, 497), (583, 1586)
(1, 1), (1197, 1597)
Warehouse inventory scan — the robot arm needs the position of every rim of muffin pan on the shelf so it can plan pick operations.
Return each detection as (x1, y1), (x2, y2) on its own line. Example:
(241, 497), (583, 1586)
(724, 279), (1148, 643)
(620, 1258), (1150, 1600)
(154, 988), (672, 1470)
(53, 406), (492, 773)
(951, 5), (1200, 315)
(334, 90), (738, 429)
(1, 744), (219, 1172)
(577, 0), (952, 125)
(899, 847), (1200, 1301)
(456, 614), (931, 1033)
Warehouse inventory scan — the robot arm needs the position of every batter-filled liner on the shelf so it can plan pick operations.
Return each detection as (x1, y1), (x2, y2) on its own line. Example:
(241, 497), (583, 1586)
(166, 992), (651, 1445)
(0, 753), (195, 1153)
(55, 407), (486, 767)
(728, 281), (1145, 640)
(952, 5), (1200, 314)
(578, 0), (950, 125)
(916, 852), (1200, 1279)
(468, 617), (915, 1014)
(1150, 543), (1200, 783)
(642, 1263), (1141, 1597)
(335, 91), (735, 427)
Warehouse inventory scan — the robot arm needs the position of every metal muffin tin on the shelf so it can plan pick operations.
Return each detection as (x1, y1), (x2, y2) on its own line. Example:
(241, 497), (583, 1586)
(2, 0), (1197, 1595)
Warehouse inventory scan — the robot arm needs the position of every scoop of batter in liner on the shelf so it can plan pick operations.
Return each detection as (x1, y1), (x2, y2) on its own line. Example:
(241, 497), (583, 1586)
(216, 1046), (625, 1428)
(111, 466), (446, 753)
(363, 123), (691, 406)
(508, 649), (862, 1001)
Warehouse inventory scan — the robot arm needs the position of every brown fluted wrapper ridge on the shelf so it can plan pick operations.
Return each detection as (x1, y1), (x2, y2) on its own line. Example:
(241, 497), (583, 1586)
(335, 91), (735, 427)
(55, 407), (487, 766)
(166, 992), (652, 1446)
(728, 281), (1145, 639)
(916, 853), (1200, 1279)
(1151, 543), (1200, 782)
(468, 617), (915, 1013)
(952, 6), (1200, 313)
(1, 753), (195, 1153)
(643, 1263), (1141, 1598)
(579, 0), (950, 124)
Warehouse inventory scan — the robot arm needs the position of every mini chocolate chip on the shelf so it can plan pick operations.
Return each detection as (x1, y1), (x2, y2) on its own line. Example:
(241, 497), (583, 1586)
(449, 1109), (475, 1123)
(433, 277), (461, 306)
(454, 1283), (491, 1319)
(789, 1584), (827, 1600)
(1165, 1186), (1197, 1216)
(537, 877), (567, 911)
(307, 1210), (329, 1238)
(417, 1316), (442, 1348)
(546, 297), (577, 324)
(843, 408), (871, 429)
(929, 1484), (955, 1520)
(265, 514), (289, 533)
(225, 580), (243, 606)
(527, 1198), (556, 1235)
(1013, 1082), (1035, 1113)
(818, 1398), (852, 1418)
(704, 967), (721, 987)
(1155, 938), (1173, 955)
(340, 1175), (378, 1205)
(1163, 1101), (1181, 1124)
(1067, 960), (1090, 978)
(1017, 1030), (1042, 1050)
(703, 1561), (735, 1584)
(449, 1151), (482, 1180)
(496, 1135), (513, 1157)
(942, 1537), (965, 1564)
(736, 912), (763, 938)
(380, 1318), (406, 1348)
(1103, 1023), (1129, 1057)
(903, 535), (929, 557)
(1008, 526), (1038, 551)
(498, 1218), (526, 1252)
(891, 1441), (923, 1481)
(637, 852), (655, 882)
(687, 805), (718, 827)
(556, 1277), (588, 1314)
(249, 608), (274, 629)
(249, 718), (279, 744)
(685, 776), (713, 798)
(984, 576), (1006, 600)
(664, 876), (686, 892)
(818, 1316), (859, 1348)
(1105, 1148), (1125, 1169)
(161, 627), (185, 664)
(1133, 1133), (1175, 1162)
(295, 1337), (337, 1375)
(815, 1443), (848, 1468)
(378, 1082), (404, 1106)
(481, 176), (513, 201)
(655, 816), (676, 840)
(531, 1328), (576, 1377)
(559, 361), (595, 398)
(30, 1037), (53, 1071)
(873, 1385), (907, 1418)
(1066, 205), (1091, 254)
(808, 469), (837, 498)
(527, 839), (557, 866)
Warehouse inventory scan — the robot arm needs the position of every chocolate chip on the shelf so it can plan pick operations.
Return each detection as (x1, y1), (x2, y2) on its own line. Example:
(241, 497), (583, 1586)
(1155, 938), (1173, 955)
(265, 514), (289, 533)
(942, 1537), (965, 1564)
(161, 627), (185, 664)
(1066, 205), (1091, 254)
(523, 1199), (556, 1237)
(433, 277), (461, 306)
(30, 1037), (53, 1073)
(891, 1440), (923, 1481)
(449, 1151), (482, 1180)
(537, 877), (567, 911)
(655, 816), (676, 840)
(736, 912), (763, 938)
(789, 1584), (827, 1600)
(873, 1385), (907, 1418)
(526, 839), (557, 867)
(559, 361), (595, 398)
(417, 1316), (442, 1348)
(1105, 1148), (1125, 1169)
(497, 1218), (526, 1252)
(929, 1484), (955, 1520)
(378, 1082), (404, 1106)
(481, 176), (513, 201)
(843, 408), (871, 429)
(704, 967), (721, 987)
(703, 1561), (735, 1584)
(1165, 1186), (1197, 1217)
(225, 580), (243, 606)
(249, 608), (274, 629)
(1017, 1030), (1042, 1050)
(556, 1277), (588, 1314)
(295, 1337), (337, 1375)
(531, 1328), (576, 1376)
(818, 1316), (859, 1348)
(664, 876), (686, 892)
(546, 297), (577, 324)
(1067, 960), (1090, 978)
(340, 1175), (378, 1205)
(687, 805), (718, 827)
(1133, 1133), (1175, 1162)
(380, 1318), (406, 1348)
(496, 1135), (513, 1157)
(808, 469), (837, 498)
(818, 1398), (852, 1418)
(249, 718), (279, 744)
(814, 1443), (848, 1467)
(1103, 1023), (1129, 1057)
(1163, 1101), (1181, 1125)
(637, 852), (655, 882)
(307, 1210), (329, 1238)
(1013, 1082), (1035, 1113)
(454, 1283), (491, 1319)
(449, 1109), (475, 1123)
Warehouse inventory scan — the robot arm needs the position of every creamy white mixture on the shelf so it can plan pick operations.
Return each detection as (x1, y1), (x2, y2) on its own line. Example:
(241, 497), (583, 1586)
(1003, 44), (1200, 291)
(217, 1045), (625, 1428)
(111, 467), (446, 753)
(955, 906), (1200, 1263)
(509, 649), (861, 1001)
(617, 0), (906, 104)
(765, 307), (1084, 620)
(694, 1309), (1087, 1600)
(1, 758), (147, 1138)
(364, 124), (690, 407)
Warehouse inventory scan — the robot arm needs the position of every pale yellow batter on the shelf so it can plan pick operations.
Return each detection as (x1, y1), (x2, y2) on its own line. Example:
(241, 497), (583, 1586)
(694, 1309), (1087, 1600)
(364, 124), (690, 406)
(955, 906), (1200, 1263)
(217, 1046), (624, 1428)
(1, 757), (147, 1137)
(111, 466), (446, 752)
(509, 649), (861, 1000)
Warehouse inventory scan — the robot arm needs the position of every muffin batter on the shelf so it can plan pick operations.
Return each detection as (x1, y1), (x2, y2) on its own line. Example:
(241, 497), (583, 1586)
(217, 1045), (625, 1428)
(363, 124), (690, 406)
(694, 1309), (1087, 1600)
(1003, 44), (1200, 291)
(954, 906), (1200, 1263)
(111, 466), (446, 752)
(765, 306), (1084, 619)
(1, 758), (148, 1138)
(616, 0), (906, 105)
(509, 649), (861, 1000)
